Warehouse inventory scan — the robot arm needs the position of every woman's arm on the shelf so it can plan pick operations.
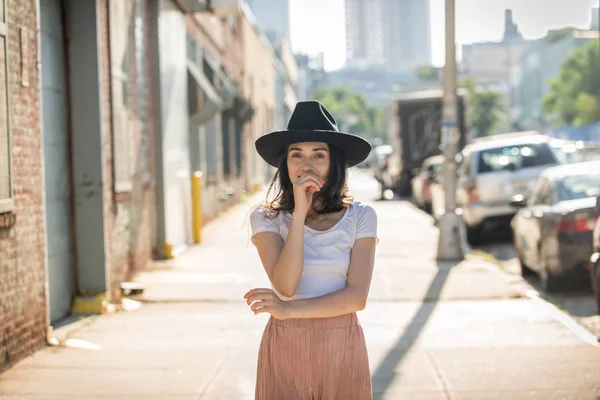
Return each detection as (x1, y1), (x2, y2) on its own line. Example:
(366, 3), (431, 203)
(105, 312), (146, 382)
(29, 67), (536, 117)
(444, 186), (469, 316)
(245, 237), (377, 319)
(253, 211), (307, 297)
(283, 237), (377, 318)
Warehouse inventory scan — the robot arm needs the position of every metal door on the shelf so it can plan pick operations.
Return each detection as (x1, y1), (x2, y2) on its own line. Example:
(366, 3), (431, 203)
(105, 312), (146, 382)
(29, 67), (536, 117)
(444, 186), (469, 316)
(40, 0), (75, 324)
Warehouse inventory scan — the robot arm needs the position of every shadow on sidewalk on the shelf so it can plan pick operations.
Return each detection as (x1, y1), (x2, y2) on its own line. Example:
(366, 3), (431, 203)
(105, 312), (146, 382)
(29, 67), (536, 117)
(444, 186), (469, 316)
(372, 261), (453, 399)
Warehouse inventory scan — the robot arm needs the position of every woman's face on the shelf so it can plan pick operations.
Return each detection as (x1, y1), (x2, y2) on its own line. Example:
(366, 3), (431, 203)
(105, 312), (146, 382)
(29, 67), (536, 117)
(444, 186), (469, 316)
(287, 141), (330, 184)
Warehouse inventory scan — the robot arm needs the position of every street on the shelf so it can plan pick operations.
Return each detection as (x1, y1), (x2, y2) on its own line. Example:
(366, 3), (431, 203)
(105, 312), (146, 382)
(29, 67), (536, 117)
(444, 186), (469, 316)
(1, 170), (600, 399)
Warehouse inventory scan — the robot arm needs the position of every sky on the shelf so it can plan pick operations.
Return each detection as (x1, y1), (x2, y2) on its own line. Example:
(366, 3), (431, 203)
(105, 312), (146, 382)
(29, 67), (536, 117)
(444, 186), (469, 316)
(289, 0), (598, 71)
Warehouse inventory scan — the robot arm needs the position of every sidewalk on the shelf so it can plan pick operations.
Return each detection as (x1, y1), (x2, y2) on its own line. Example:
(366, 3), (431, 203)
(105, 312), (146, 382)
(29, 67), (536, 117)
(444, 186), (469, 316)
(1, 183), (600, 399)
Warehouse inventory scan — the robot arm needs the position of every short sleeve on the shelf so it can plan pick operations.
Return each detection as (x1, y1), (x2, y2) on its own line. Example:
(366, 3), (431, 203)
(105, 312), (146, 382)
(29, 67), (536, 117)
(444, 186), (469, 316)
(250, 206), (280, 239)
(355, 203), (378, 242)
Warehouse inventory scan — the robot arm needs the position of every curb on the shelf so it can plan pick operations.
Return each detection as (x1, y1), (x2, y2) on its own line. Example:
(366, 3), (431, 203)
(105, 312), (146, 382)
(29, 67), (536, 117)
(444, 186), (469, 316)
(472, 247), (600, 345)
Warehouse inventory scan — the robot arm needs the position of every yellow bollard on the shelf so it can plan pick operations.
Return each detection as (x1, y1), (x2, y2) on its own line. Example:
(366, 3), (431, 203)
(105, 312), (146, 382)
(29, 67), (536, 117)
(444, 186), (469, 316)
(192, 171), (203, 244)
(163, 243), (175, 259)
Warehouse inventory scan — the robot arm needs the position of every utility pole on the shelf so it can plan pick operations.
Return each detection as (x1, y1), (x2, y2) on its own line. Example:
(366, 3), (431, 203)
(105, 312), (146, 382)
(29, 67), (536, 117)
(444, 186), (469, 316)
(436, 0), (464, 261)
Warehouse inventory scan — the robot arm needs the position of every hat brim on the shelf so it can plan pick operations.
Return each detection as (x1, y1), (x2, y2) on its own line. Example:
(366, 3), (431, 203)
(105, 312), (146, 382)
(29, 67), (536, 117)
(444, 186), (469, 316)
(255, 130), (373, 168)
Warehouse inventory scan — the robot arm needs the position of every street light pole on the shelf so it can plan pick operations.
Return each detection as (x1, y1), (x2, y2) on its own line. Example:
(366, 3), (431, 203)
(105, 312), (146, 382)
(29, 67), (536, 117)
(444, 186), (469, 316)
(436, 0), (464, 261)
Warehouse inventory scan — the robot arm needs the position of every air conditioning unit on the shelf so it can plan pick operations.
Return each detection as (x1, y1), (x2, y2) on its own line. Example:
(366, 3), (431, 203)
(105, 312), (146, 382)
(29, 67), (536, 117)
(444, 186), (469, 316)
(209, 0), (242, 16)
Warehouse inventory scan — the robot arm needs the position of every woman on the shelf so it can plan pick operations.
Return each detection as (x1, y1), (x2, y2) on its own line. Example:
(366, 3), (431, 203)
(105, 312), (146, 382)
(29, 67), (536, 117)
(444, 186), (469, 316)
(244, 101), (378, 400)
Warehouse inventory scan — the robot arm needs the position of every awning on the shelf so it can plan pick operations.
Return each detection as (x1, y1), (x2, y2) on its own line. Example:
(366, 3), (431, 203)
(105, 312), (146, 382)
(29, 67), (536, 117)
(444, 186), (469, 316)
(187, 59), (222, 125)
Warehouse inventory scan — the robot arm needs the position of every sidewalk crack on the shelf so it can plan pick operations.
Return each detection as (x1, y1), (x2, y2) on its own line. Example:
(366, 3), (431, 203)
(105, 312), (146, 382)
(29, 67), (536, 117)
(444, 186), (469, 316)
(194, 348), (233, 399)
(425, 350), (453, 400)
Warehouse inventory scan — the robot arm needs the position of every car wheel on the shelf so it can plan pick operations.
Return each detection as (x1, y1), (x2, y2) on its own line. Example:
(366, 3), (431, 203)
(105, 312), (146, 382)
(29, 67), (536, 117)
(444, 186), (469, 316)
(540, 266), (562, 293)
(424, 201), (433, 214)
(591, 259), (600, 313)
(513, 237), (535, 276)
(517, 255), (536, 277)
(466, 225), (480, 246)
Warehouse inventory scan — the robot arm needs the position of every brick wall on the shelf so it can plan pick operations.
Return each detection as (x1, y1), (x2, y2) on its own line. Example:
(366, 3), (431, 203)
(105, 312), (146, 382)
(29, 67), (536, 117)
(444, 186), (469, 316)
(0, 1), (47, 372)
(99, 0), (156, 301)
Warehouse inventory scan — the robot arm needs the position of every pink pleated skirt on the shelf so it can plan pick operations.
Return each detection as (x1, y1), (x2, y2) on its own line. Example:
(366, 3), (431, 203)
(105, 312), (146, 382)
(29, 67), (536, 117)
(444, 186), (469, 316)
(255, 313), (372, 400)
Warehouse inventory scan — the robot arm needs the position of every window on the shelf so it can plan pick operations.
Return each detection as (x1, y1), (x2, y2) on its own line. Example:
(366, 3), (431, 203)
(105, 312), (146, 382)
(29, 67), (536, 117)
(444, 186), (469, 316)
(235, 120), (242, 176)
(109, 0), (136, 193)
(222, 116), (231, 176)
(477, 143), (557, 174)
(205, 117), (219, 178)
(0, 0), (11, 213)
(557, 174), (600, 201)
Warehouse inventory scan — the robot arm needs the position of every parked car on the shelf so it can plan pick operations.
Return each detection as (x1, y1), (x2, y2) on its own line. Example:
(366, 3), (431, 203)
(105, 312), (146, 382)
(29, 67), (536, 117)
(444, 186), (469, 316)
(511, 161), (600, 292)
(411, 155), (444, 212)
(372, 145), (394, 198)
(457, 134), (563, 244)
(590, 197), (600, 313)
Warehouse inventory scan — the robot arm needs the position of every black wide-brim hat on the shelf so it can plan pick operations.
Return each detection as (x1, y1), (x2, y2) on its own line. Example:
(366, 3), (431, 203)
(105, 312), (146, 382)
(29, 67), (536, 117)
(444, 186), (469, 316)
(255, 101), (372, 168)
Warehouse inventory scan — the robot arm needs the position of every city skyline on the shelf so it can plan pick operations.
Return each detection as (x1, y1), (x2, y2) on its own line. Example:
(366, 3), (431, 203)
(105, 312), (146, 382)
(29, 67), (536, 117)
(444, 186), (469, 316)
(345, 0), (431, 71)
(290, 0), (597, 71)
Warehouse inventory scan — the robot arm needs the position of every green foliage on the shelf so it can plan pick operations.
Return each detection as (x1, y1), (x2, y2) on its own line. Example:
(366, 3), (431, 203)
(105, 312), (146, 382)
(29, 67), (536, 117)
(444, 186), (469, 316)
(543, 40), (600, 127)
(314, 85), (386, 140)
(460, 78), (505, 137)
(416, 65), (440, 81)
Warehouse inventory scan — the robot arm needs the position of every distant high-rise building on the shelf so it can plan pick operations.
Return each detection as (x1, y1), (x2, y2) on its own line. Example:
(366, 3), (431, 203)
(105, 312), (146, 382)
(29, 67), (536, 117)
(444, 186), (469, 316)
(345, 0), (431, 71)
(503, 9), (523, 42)
(246, 0), (291, 46)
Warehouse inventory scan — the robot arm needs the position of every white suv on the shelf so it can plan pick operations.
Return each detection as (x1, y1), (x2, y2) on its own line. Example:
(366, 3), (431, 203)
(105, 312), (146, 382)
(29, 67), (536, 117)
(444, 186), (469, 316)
(456, 134), (564, 244)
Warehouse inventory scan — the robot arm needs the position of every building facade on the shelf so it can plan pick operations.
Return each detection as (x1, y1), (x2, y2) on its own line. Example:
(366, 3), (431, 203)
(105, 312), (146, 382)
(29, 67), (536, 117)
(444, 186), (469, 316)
(2, 0), (261, 372)
(241, 3), (276, 187)
(2, 0), (291, 372)
(345, 0), (431, 72)
(510, 30), (600, 131)
(1, 0), (169, 372)
(246, 0), (290, 46)
(461, 10), (531, 92)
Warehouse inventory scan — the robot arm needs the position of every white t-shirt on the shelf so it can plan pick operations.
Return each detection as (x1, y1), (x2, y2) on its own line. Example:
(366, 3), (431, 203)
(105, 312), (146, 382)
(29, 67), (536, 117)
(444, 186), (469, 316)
(250, 201), (378, 301)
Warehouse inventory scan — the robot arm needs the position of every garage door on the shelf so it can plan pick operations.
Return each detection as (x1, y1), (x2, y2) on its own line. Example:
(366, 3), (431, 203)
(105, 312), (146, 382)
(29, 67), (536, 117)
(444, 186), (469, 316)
(40, 0), (75, 324)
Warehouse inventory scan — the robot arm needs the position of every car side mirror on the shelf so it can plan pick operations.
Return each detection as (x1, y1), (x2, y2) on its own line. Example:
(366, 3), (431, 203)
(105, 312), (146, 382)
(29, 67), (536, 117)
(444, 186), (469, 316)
(510, 194), (528, 208)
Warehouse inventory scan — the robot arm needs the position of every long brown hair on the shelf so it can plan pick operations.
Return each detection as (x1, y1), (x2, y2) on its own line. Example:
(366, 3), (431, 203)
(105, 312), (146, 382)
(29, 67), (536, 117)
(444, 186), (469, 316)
(262, 143), (353, 216)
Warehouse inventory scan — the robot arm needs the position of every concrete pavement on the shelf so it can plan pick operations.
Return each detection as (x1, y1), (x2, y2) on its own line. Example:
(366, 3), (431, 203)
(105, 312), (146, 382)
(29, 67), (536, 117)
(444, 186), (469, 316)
(1, 170), (600, 399)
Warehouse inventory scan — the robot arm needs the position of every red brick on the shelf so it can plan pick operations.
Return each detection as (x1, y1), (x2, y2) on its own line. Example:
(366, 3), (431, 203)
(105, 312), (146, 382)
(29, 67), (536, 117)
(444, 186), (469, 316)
(0, 0), (47, 373)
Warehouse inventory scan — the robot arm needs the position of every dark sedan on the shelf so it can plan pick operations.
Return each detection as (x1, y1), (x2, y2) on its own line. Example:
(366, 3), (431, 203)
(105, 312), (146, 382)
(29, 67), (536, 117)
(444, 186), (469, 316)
(511, 161), (600, 292)
(591, 197), (600, 313)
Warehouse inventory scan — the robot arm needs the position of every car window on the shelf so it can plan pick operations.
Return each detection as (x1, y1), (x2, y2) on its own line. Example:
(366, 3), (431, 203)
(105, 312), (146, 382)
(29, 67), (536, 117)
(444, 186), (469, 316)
(477, 143), (557, 174)
(557, 174), (600, 201)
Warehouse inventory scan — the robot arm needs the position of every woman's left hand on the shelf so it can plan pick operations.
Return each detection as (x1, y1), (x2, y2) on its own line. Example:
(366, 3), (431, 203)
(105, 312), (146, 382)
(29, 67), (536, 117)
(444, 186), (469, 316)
(244, 288), (290, 320)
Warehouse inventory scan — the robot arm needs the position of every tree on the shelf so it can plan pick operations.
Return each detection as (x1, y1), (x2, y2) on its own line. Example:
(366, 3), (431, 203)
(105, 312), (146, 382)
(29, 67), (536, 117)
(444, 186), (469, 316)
(543, 40), (600, 127)
(460, 78), (505, 137)
(314, 85), (386, 141)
